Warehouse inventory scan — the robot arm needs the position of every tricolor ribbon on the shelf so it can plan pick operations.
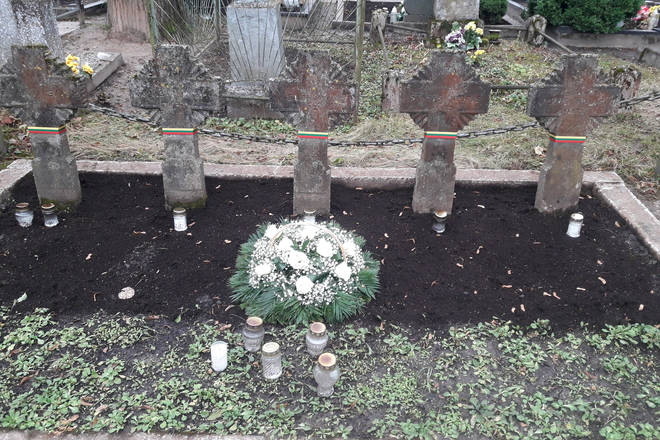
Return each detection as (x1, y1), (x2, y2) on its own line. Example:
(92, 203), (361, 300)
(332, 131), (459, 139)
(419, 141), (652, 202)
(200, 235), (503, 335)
(424, 131), (457, 140)
(28, 126), (66, 135)
(549, 134), (586, 144)
(298, 131), (329, 139)
(162, 128), (197, 135)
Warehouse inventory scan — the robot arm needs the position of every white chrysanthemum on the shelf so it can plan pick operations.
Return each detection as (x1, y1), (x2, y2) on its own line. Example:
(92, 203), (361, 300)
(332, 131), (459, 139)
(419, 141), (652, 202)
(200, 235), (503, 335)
(316, 239), (334, 258)
(301, 225), (317, 240)
(296, 276), (314, 295)
(288, 250), (310, 270)
(264, 225), (279, 239)
(254, 263), (271, 276)
(277, 236), (294, 252)
(334, 261), (352, 281)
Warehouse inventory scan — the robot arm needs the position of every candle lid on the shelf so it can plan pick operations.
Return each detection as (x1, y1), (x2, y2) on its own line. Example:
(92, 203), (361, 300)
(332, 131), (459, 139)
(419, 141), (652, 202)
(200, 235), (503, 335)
(173, 207), (186, 214)
(310, 322), (326, 335)
(571, 213), (583, 222)
(262, 342), (280, 354)
(246, 316), (263, 327)
(16, 202), (29, 211)
(434, 210), (448, 220)
(318, 353), (336, 368)
(41, 203), (55, 210)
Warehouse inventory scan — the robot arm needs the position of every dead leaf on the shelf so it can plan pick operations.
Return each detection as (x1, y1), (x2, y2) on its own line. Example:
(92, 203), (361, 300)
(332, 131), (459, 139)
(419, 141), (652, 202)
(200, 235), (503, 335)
(576, 287), (586, 291)
(598, 277), (607, 284)
(145, 315), (160, 320)
(511, 307), (516, 313)
(639, 304), (644, 311)
(615, 221), (621, 227)
(477, 205), (485, 209)
(94, 405), (109, 415)
(224, 305), (235, 311)
(534, 145), (546, 156)
(224, 239), (231, 244)
(584, 370), (598, 380)
(384, 244), (388, 249)
(476, 246), (483, 254)
(507, 269), (512, 275)
(543, 292), (551, 296)
(456, 263), (464, 268)
(85, 253), (92, 260)
(533, 242), (541, 245)
(597, 260), (603, 265)
(196, 241), (203, 245)
(342, 211), (348, 215)
(552, 292), (561, 299)
(384, 233), (389, 238)
(520, 304), (526, 312)
(80, 400), (94, 407)
(217, 323), (232, 331)
(502, 285), (512, 288)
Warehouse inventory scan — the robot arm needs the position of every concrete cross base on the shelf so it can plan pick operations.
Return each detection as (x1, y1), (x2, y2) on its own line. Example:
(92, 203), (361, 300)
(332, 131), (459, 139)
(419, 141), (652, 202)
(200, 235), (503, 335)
(535, 143), (584, 214)
(162, 158), (207, 210)
(412, 159), (456, 213)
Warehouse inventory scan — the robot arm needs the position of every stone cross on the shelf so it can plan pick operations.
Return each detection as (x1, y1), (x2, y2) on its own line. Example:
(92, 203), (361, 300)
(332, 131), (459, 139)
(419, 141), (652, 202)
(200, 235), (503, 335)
(400, 51), (490, 214)
(130, 45), (225, 210)
(269, 51), (356, 215)
(528, 55), (619, 214)
(0, 45), (85, 209)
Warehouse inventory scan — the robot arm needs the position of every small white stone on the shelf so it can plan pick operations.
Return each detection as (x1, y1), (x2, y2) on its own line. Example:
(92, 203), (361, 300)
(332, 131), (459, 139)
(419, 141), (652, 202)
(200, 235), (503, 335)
(118, 287), (135, 300)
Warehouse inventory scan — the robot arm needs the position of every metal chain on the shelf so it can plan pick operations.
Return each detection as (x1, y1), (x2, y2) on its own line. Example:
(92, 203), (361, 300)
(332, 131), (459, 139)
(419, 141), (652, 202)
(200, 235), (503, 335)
(87, 89), (659, 147)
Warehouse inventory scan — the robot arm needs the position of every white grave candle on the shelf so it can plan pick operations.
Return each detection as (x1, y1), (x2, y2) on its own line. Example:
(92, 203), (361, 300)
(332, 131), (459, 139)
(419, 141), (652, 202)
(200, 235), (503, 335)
(210, 341), (228, 372)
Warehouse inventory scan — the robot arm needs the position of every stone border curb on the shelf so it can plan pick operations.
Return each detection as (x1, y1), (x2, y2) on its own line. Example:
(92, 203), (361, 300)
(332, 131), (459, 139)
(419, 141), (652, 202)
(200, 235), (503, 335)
(1, 160), (658, 262)
(0, 433), (262, 440)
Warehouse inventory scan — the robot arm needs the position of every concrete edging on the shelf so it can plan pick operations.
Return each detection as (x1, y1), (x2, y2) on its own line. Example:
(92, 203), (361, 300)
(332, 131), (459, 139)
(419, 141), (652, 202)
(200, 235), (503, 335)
(1, 160), (658, 261)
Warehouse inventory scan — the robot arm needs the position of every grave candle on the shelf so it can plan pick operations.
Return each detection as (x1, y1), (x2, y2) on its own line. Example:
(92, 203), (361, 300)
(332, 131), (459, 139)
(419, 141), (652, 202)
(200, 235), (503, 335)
(432, 210), (448, 233)
(303, 209), (316, 224)
(261, 342), (282, 380)
(242, 316), (265, 352)
(41, 203), (58, 228)
(566, 213), (584, 238)
(306, 322), (328, 357)
(210, 341), (228, 372)
(15, 203), (33, 227)
(173, 208), (187, 232)
(313, 353), (340, 397)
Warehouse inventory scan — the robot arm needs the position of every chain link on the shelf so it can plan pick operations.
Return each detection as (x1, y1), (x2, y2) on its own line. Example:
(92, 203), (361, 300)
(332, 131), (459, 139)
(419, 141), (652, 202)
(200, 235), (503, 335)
(87, 89), (659, 147)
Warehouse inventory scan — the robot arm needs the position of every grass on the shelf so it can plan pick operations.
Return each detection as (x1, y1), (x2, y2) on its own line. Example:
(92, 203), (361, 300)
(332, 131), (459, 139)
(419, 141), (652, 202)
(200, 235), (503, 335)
(1, 307), (659, 438)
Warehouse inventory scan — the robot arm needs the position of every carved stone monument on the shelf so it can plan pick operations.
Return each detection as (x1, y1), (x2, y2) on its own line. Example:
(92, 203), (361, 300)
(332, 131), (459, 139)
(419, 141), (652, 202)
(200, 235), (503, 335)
(400, 51), (490, 214)
(0, 45), (85, 209)
(528, 55), (620, 214)
(270, 51), (356, 215)
(130, 45), (225, 209)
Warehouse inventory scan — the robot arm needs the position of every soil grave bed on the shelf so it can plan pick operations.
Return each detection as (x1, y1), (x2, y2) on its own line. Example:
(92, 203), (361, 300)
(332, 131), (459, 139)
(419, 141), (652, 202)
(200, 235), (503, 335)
(1, 171), (658, 332)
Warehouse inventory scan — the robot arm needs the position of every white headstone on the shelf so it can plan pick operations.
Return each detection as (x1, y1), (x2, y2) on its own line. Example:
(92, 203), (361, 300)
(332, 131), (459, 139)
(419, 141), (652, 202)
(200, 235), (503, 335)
(434, 0), (479, 21)
(0, 0), (64, 67)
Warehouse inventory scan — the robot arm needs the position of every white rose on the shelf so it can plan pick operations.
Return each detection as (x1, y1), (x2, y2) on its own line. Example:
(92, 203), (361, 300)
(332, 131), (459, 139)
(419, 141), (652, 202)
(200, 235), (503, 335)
(288, 250), (310, 270)
(301, 225), (317, 240)
(277, 236), (294, 252)
(334, 261), (352, 281)
(254, 263), (271, 276)
(296, 276), (314, 295)
(316, 239), (334, 258)
(264, 225), (279, 239)
(343, 241), (357, 257)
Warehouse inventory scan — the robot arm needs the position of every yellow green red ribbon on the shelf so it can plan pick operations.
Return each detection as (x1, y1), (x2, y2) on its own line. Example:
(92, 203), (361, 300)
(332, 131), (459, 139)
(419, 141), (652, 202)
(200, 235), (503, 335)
(28, 126), (66, 135)
(424, 131), (457, 140)
(549, 135), (586, 143)
(162, 128), (197, 135)
(298, 131), (328, 139)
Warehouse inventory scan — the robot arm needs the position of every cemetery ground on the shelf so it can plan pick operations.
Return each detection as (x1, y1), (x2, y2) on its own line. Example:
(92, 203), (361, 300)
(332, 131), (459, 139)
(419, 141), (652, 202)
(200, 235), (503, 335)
(1, 14), (660, 440)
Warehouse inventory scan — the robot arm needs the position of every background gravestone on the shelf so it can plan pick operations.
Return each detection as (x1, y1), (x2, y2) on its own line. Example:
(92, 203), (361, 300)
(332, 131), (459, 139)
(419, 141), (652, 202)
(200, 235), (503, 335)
(434, 0), (479, 21)
(130, 45), (225, 209)
(528, 55), (620, 214)
(0, 45), (85, 209)
(399, 51), (489, 214)
(0, 0), (64, 68)
(270, 51), (356, 215)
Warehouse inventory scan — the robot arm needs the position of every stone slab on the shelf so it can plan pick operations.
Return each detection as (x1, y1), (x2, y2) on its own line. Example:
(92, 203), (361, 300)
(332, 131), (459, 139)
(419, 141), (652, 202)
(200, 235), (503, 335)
(638, 47), (660, 68)
(86, 52), (123, 93)
(1, 161), (657, 261)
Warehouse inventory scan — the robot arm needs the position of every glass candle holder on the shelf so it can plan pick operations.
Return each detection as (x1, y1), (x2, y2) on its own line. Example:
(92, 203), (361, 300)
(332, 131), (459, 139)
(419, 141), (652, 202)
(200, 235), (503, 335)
(432, 210), (448, 233)
(210, 341), (228, 372)
(303, 209), (316, 224)
(15, 203), (33, 227)
(261, 342), (282, 380)
(173, 207), (187, 231)
(306, 322), (328, 357)
(41, 203), (58, 228)
(566, 213), (584, 238)
(313, 353), (340, 397)
(242, 316), (265, 352)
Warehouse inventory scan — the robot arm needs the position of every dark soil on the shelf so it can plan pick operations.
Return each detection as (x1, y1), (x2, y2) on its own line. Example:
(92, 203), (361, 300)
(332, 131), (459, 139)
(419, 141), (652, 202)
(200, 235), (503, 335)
(1, 172), (658, 332)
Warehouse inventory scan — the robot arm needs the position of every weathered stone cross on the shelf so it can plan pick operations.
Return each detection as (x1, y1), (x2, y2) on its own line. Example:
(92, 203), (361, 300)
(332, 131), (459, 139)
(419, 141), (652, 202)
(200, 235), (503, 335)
(0, 45), (85, 209)
(130, 45), (225, 209)
(400, 51), (490, 214)
(269, 51), (356, 215)
(528, 55), (619, 214)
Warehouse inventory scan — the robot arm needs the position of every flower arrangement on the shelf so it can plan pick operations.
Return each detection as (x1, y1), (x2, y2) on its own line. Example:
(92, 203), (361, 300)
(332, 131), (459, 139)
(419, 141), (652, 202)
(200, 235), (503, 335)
(631, 4), (660, 28)
(65, 54), (94, 76)
(444, 21), (484, 51)
(468, 49), (486, 65)
(229, 220), (380, 325)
